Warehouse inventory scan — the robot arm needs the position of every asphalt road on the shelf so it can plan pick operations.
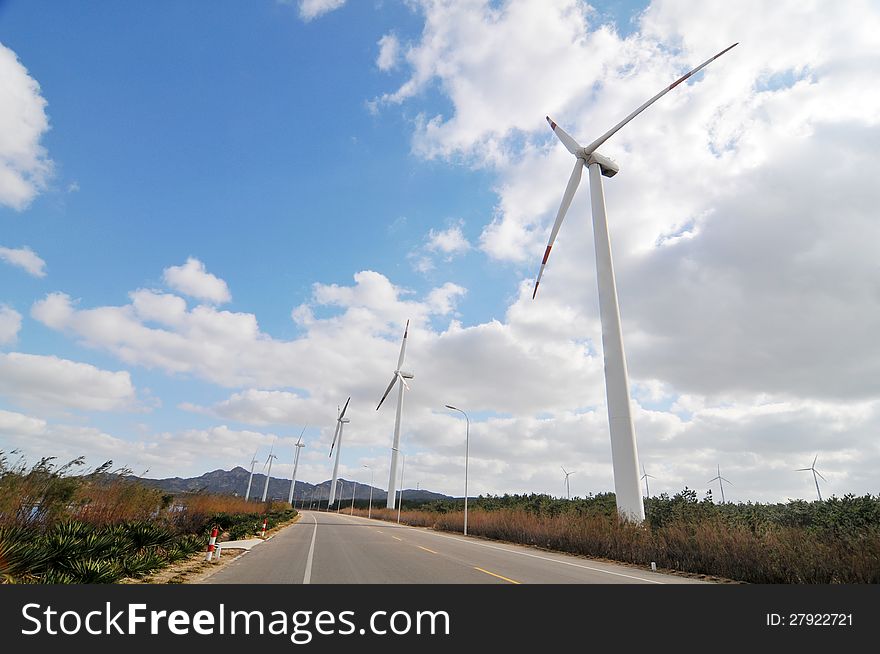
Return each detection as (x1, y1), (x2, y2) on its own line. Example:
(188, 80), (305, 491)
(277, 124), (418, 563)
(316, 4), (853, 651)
(203, 510), (708, 584)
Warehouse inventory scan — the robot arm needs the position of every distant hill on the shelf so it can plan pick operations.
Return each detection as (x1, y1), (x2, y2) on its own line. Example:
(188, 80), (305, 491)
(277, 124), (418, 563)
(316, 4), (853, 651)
(141, 467), (451, 504)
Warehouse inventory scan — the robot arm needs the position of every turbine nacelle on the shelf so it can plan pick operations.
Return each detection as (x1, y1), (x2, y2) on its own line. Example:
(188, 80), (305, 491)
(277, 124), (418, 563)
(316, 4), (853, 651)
(398, 371), (414, 379)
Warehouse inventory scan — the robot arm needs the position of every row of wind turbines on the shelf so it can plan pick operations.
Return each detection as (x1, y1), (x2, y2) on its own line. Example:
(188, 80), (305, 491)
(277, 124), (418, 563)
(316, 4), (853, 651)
(240, 320), (417, 510)
(243, 42), (843, 517)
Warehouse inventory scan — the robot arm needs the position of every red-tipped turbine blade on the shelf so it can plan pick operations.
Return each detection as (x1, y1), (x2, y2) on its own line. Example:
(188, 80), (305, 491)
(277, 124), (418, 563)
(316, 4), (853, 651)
(546, 116), (582, 155)
(376, 374), (398, 410)
(582, 43), (738, 156)
(396, 319), (410, 371)
(533, 159), (585, 299)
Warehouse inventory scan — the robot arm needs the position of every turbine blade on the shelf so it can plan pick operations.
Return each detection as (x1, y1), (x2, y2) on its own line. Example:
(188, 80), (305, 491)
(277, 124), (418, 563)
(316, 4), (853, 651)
(546, 116), (582, 155)
(532, 158), (585, 299)
(399, 373), (410, 391)
(815, 470), (827, 482)
(582, 43), (738, 155)
(795, 468), (811, 472)
(812, 454), (819, 467)
(339, 396), (351, 420)
(396, 319), (410, 371)
(376, 374), (398, 410)
(296, 424), (307, 446)
(329, 421), (341, 457)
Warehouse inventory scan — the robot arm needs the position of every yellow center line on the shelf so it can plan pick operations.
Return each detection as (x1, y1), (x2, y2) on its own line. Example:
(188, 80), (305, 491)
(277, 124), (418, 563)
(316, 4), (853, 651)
(417, 545), (438, 554)
(474, 567), (521, 584)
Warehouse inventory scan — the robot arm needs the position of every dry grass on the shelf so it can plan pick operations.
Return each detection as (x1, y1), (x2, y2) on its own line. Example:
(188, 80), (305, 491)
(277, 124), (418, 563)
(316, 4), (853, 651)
(352, 507), (880, 583)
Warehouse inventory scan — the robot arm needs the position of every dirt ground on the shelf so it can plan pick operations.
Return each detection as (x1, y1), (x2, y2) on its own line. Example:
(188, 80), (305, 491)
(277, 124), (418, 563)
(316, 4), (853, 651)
(118, 514), (301, 584)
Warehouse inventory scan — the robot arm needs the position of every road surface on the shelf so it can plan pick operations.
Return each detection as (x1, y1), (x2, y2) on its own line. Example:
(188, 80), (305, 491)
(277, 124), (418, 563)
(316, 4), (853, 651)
(203, 510), (708, 584)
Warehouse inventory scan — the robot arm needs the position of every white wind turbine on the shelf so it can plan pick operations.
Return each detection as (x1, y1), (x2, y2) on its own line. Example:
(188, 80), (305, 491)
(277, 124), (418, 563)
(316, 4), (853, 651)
(640, 464), (656, 498)
(708, 464), (732, 504)
(561, 467), (575, 500)
(328, 398), (351, 506)
(287, 426), (307, 505)
(533, 43), (738, 521)
(260, 439), (277, 503)
(796, 454), (827, 501)
(377, 320), (414, 509)
(244, 449), (259, 501)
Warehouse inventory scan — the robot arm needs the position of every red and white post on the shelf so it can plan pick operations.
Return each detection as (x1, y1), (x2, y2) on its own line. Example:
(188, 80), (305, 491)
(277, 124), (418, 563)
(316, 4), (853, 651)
(260, 517), (268, 538)
(204, 526), (218, 561)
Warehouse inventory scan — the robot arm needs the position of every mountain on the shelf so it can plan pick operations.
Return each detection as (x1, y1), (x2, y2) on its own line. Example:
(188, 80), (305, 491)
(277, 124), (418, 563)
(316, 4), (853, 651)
(141, 467), (451, 503)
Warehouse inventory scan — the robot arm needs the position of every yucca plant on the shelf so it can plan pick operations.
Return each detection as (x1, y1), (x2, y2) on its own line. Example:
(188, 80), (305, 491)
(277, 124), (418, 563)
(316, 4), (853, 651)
(66, 558), (123, 584)
(124, 522), (175, 550)
(121, 551), (166, 577)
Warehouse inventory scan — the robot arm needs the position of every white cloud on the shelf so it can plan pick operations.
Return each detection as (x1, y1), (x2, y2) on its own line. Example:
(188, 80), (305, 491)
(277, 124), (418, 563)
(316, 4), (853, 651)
(376, 33), (401, 71)
(162, 257), (231, 304)
(0, 245), (47, 277)
(296, 0), (346, 22)
(0, 352), (136, 411)
(0, 304), (21, 345)
(0, 43), (53, 210)
(426, 221), (471, 256)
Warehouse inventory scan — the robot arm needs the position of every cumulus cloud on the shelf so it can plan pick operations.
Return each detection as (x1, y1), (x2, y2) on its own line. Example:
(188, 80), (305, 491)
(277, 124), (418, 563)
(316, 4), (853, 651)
(0, 43), (53, 210)
(0, 245), (47, 277)
(162, 257), (231, 304)
(376, 33), (401, 71)
(0, 352), (137, 411)
(296, 0), (346, 22)
(0, 304), (21, 345)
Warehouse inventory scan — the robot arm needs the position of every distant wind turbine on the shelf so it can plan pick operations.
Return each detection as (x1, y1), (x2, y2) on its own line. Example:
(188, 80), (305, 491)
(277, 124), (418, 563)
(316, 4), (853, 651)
(640, 464), (656, 498)
(796, 454), (827, 501)
(377, 320), (414, 509)
(561, 467), (575, 500)
(261, 439), (277, 503)
(287, 426), (307, 505)
(244, 449), (259, 501)
(533, 43), (738, 521)
(708, 464), (732, 504)
(328, 398), (351, 506)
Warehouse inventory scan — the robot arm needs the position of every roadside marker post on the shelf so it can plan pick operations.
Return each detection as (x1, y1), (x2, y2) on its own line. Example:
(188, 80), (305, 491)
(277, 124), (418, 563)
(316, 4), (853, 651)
(260, 517), (268, 538)
(205, 526), (218, 561)
(212, 545), (222, 562)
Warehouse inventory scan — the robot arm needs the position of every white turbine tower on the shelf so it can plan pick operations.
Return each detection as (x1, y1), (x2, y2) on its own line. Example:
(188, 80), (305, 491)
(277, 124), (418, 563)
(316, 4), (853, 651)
(244, 449), (259, 501)
(561, 467), (574, 500)
(328, 397), (351, 506)
(261, 440), (277, 503)
(708, 464), (732, 504)
(377, 320), (414, 509)
(796, 454), (827, 501)
(640, 464), (656, 498)
(533, 43), (738, 521)
(287, 426), (307, 505)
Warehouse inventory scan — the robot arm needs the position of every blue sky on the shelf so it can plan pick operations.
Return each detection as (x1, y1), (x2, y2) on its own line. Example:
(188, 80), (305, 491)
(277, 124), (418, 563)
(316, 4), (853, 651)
(2, 1), (879, 503)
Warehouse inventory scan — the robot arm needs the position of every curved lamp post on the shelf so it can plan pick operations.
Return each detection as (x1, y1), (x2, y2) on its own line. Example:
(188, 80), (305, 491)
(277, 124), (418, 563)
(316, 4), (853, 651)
(445, 404), (470, 536)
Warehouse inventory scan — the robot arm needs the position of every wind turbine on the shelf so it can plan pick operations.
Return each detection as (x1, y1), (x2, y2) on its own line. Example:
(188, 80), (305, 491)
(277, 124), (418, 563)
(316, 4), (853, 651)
(287, 426), (307, 505)
(640, 464), (656, 498)
(796, 454), (827, 501)
(377, 320), (414, 509)
(533, 43), (738, 521)
(708, 464), (732, 504)
(244, 449), (259, 501)
(261, 439), (277, 503)
(328, 397), (351, 506)
(561, 467), (574, 500)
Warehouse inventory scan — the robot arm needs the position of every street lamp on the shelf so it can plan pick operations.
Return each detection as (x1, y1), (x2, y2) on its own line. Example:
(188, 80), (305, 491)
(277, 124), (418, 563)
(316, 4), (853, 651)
(363, 465), (374, 519)
(336, 480), (345, 514)
(445, 404), (470, 536)
(350, 480), (356, 515)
